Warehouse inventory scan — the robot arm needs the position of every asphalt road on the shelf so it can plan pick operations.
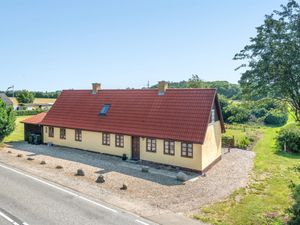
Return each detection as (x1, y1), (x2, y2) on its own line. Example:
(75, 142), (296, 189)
(0, 162), (156, 225)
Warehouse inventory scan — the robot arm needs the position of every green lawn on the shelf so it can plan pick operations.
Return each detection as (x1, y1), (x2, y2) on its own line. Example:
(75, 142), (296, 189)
(3, 116), (31, 143)
(194, 123), (300, 225)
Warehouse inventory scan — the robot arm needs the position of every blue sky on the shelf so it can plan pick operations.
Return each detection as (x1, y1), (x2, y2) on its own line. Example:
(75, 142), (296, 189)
(0, 0), (284, 91)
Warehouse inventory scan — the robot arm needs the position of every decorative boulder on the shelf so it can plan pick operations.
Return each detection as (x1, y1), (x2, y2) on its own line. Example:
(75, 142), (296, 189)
(120, 183), (128, 190)
(176, 172), (188, 182)
(141, 166), (149, 173)
(96, 175), (105, 183)
(76, 169), (85, 176)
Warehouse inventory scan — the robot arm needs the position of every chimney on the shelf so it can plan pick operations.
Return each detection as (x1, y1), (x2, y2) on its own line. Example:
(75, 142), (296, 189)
(92, 83), (101, 94)
(158, 81), (168, 95)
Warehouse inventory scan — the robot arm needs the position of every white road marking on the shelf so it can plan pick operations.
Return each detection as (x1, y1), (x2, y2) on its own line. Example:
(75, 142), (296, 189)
(136, 219), (149, 225)
(0, 211), (22, 225)
(0, 163), (117, 213)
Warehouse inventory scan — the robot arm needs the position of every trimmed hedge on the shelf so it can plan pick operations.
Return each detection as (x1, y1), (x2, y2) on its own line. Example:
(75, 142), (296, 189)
(16, 110), (46, 116)
(276, 123), (300, 153)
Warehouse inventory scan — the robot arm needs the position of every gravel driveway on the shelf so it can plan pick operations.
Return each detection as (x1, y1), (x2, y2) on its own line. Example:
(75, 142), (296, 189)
(0, 142), (255, 216)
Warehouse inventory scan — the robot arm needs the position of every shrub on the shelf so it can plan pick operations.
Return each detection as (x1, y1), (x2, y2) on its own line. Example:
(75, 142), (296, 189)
(264, 109), (288, 126)
(276, 123), (300, 153)
(0, 100), (16, 142)
(236, 137), (250, 150)
(288, 182), (300, 225)
(225, 104), (251, 124)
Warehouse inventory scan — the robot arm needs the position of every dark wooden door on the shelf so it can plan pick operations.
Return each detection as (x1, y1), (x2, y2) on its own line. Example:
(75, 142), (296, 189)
(131, 136), (140, 160)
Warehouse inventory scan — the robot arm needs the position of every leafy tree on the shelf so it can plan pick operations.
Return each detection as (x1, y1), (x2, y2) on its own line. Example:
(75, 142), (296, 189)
(224, 103), (251, 123)
(234, 0), (300, 121)
(151, 76), (241, 99)
(188, 74), (205, 88)
(0, 100), (15, 142)
(16, 90), (35, 104)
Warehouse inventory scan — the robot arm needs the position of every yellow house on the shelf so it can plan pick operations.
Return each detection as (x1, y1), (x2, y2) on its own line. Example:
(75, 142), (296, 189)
(22, 82), (225, 173)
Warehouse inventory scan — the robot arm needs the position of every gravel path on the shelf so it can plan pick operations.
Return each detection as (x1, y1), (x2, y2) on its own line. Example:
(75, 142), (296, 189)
(0, 142), (255, 216)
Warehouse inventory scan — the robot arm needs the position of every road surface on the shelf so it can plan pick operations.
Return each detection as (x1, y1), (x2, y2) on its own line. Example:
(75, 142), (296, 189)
(0, 162), (156, 225)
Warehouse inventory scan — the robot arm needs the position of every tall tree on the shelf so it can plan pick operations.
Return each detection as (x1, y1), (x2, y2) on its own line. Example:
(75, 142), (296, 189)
(188, 74), (205, 88)
(0, 100), (15, 142)
(16, 90), (35, 104)
(234, 0), (300, 121)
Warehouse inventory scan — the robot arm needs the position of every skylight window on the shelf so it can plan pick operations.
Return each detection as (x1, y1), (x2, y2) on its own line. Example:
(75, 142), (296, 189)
(99, 104), (111, 116)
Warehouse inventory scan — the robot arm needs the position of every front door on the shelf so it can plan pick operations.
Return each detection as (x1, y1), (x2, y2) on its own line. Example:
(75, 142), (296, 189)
(131, 136), (140, 160)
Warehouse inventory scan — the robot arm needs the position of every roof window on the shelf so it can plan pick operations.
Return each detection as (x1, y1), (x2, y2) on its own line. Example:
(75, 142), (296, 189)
(99, 104), (111, 116)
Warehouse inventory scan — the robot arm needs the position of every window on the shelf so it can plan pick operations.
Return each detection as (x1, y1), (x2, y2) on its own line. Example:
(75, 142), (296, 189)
(115, 134), (124, 148)
(99, 104), (111, 116)
(146, 138), (156, 152)
(49, 126), (54, 138)
(181, 142), (193, 158)
(164, 140), (175, 155)
(211, 109), (215, 123)
(45, 126), (48, 133)
(102, 133), (110, 145)
(60, 128), (66, 140)
(75, 129), (82, 142)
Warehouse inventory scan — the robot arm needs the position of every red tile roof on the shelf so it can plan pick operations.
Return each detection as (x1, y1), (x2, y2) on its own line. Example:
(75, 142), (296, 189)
(21, 112), (47, 125)
(37, 88), (224, 143)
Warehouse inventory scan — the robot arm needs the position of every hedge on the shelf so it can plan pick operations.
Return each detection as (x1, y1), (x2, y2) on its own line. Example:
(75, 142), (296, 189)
(276, 123), (300, 153)
(16, 110), (46, 116)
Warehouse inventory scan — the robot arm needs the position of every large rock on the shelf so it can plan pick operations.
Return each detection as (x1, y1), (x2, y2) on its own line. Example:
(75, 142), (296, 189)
(176, 171), (188, 182)
(96, 175), (105, 183)
(76, 169), (85, 176)
(120, 183), (128, 190)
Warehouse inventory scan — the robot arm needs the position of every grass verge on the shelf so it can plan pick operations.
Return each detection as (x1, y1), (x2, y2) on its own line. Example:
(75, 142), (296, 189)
(194, 125), (300, 225)
(3, 116), (31, 143)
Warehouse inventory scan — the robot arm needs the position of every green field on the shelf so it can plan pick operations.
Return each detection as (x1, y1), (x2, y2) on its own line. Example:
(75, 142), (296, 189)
(3, 116), (31, 143)
(194, 122), (300, 224)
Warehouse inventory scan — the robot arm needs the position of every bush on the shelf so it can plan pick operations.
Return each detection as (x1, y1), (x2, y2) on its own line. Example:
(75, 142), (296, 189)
(236, 137), (250, 149)
(288, 182), (300, 225)
(16, 109), (46, 116)
(224, 104), (251, 124)
(0, 100), (16, 142)
(276, 123), (300, 153)
(264, 109), (288, 126)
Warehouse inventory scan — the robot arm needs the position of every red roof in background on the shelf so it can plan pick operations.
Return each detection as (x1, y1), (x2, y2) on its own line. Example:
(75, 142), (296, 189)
(37, 88), (224, 143)
(21, 112), (47, 125)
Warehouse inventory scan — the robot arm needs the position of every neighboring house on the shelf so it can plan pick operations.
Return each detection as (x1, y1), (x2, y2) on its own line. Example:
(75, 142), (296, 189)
(17, 103), (54, 111)
(10, 97), (55, 111)
(22, 82), (225, 173)
(0, 93), (14, 106)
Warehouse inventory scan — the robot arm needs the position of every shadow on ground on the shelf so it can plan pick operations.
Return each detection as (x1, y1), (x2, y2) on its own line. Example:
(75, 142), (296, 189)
(5, 142), (198, 186)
